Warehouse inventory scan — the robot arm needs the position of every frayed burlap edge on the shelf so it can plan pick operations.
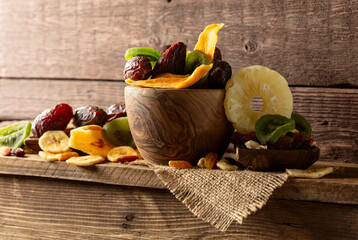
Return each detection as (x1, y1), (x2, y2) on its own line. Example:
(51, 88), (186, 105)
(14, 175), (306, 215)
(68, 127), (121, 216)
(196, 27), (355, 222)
(152, 165), (288, 231)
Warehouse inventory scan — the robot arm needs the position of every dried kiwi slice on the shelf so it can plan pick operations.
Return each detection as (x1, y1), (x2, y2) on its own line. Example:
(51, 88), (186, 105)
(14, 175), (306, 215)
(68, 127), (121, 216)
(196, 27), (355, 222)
(291, 112), (312, 137)
(184, 50), (210, 74)
(125, 47), (161, 62)
(103, 117), (135, 148)
(255, 114), (295, 144)
(0, 121), (32, 149)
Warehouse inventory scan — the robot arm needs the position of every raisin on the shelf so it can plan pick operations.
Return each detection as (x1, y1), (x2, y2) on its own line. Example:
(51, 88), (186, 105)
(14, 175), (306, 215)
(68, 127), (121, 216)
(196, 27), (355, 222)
(168, 160), (192, 169)
(73, 105), (107, 127)
(123, 56), (152, 80)
(32, 103), (73, 138)
(107, 102), (127, 122)
(208, 61), (232, 89)
(213, 47), (222, 63)
(205, 152), (218, 169)
(151, 42), (187, 78)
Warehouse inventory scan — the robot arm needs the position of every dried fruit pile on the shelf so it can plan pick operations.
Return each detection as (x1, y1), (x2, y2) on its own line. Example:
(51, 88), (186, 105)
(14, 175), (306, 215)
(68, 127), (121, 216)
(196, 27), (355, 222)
(225, 66), (316, 151)
(31, 102), (140, 166)
(124, 24), (232, 89)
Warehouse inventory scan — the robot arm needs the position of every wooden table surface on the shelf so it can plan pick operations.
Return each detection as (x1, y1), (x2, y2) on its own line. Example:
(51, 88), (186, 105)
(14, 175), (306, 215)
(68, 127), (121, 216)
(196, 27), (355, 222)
(0, 155), (357, 239)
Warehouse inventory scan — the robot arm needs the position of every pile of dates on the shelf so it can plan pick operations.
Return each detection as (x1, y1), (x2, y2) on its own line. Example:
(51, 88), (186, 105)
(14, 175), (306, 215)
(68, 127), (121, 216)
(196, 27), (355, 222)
(32, 102), (126, 138)
(123, 43), (232, 89)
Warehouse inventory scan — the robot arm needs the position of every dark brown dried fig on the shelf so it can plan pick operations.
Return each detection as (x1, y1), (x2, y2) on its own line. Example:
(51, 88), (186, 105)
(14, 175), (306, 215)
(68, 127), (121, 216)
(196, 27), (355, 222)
(151, 42), (187, 78)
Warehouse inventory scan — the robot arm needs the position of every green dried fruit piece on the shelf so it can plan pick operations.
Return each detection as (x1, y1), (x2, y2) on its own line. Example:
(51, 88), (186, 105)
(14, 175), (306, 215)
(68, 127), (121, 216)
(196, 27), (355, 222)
(184, 50), (210, 74)
(291, 112), (312, 137)
(125, 47), (161, 62)
(255, 114), (295, 144)
(103, 117), (135, 148)
(0, 121), (32, 149)
(185, 50), (210, 88)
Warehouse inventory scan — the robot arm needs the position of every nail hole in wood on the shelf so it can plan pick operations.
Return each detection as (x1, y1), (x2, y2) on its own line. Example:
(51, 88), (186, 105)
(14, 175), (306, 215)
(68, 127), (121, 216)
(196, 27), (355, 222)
(321, 121), (329, 126)
(125, 213), (135, 221)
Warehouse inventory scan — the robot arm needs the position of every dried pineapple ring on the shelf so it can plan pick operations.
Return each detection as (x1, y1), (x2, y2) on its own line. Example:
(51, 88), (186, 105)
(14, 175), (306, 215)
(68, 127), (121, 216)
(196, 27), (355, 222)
(224, 65), (293, 134)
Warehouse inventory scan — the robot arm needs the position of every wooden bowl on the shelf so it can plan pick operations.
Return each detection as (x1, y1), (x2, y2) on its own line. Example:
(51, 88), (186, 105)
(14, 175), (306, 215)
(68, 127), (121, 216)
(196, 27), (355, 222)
(125, 86), (234, 165)
(237, 147), (320, 171)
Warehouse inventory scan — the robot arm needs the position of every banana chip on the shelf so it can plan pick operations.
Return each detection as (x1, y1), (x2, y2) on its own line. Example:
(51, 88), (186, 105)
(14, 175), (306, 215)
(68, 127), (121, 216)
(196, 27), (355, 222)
(39, 130), (70, 153)
(66, 155), (105, 166)
(39, 150), (79, 161)
(286, 167), (333, 179)
(39, 151), (61, 161)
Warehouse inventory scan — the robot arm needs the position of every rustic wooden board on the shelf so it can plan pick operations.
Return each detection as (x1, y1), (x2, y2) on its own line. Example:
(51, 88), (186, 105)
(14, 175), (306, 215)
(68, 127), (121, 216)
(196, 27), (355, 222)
(0, 155), (357, 204)
(1, 78), (356, 163)
(0, 174), (356, 239)
(0, 0), (356, 86)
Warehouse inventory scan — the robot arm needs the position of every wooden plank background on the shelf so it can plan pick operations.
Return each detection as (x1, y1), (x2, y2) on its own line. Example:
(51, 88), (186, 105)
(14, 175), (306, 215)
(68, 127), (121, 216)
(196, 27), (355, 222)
(0, 0), (357, 163)
(0, 0), (357, 86)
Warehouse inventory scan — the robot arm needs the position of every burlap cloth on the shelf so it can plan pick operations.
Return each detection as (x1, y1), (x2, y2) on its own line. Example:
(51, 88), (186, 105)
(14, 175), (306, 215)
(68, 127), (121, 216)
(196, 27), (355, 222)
(151, 159), (288, 231)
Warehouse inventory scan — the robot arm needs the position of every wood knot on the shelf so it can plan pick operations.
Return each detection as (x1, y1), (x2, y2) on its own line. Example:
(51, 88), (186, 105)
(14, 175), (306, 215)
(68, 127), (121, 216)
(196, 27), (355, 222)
(149, 36), (161, 47)
(245, 41), (258, 52)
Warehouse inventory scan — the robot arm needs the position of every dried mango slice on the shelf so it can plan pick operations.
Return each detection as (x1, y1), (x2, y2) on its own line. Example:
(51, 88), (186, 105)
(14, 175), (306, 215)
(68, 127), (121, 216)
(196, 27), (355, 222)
(125, 64), (213, 89)
(194, 23), (224, 63)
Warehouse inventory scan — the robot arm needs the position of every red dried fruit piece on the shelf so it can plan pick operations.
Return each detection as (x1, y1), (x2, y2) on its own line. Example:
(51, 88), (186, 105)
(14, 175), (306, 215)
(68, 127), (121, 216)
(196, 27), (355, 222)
(151, 42), (187, 78)
(205, 152), (218, 169)
(73, 105), (108, 127)
(32, 103), (73, 138)
(168, 160), (192, 169)
(106, 102), (126, 122)
(123, 56), (152, 80)
(213, 47), (222, 63)
(208, 61), (232, 89)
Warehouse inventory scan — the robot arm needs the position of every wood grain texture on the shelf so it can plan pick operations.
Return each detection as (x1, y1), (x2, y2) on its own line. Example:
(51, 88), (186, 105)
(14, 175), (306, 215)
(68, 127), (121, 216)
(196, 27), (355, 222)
(125, 86), (234, 165)
(0, 155), (357, 204)
(1, 78), (356, 163)
(0, 174), (356, 239)
(0, 0), (357, 86)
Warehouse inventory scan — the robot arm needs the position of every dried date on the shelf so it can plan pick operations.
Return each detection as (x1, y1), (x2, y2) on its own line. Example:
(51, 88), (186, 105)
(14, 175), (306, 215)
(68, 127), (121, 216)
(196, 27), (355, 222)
(208, 61), (232, 89)
(151, 42), (187, 78)
(107, 102), (127, 122)
(123, 56), (152, 80)
(73, 105), (108, 127)
(32, 103), (73, 138)
(213, 47), (222, 63)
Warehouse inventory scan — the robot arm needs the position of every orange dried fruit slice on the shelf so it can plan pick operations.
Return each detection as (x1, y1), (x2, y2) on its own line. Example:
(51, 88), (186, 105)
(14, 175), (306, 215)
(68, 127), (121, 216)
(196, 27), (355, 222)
(125, 64), (212, 89)
(168, 160), (192, 169)
(58, 151), (79, 161)
(194, 23), (224, 63)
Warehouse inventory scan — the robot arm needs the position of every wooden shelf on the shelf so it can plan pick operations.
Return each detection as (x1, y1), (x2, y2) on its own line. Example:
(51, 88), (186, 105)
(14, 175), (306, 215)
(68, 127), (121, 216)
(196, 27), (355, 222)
(0, 155), (357, 204)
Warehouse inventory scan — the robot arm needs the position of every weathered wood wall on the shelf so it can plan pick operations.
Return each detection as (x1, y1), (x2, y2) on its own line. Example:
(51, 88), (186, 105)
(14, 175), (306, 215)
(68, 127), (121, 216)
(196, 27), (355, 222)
(0, 0), (357, 162)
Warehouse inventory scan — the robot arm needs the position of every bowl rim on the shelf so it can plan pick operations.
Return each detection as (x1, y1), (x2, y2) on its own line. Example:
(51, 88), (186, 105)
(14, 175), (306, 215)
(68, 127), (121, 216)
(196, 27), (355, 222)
(125, 85), (226, 92)
(237, 146), (320, 152)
